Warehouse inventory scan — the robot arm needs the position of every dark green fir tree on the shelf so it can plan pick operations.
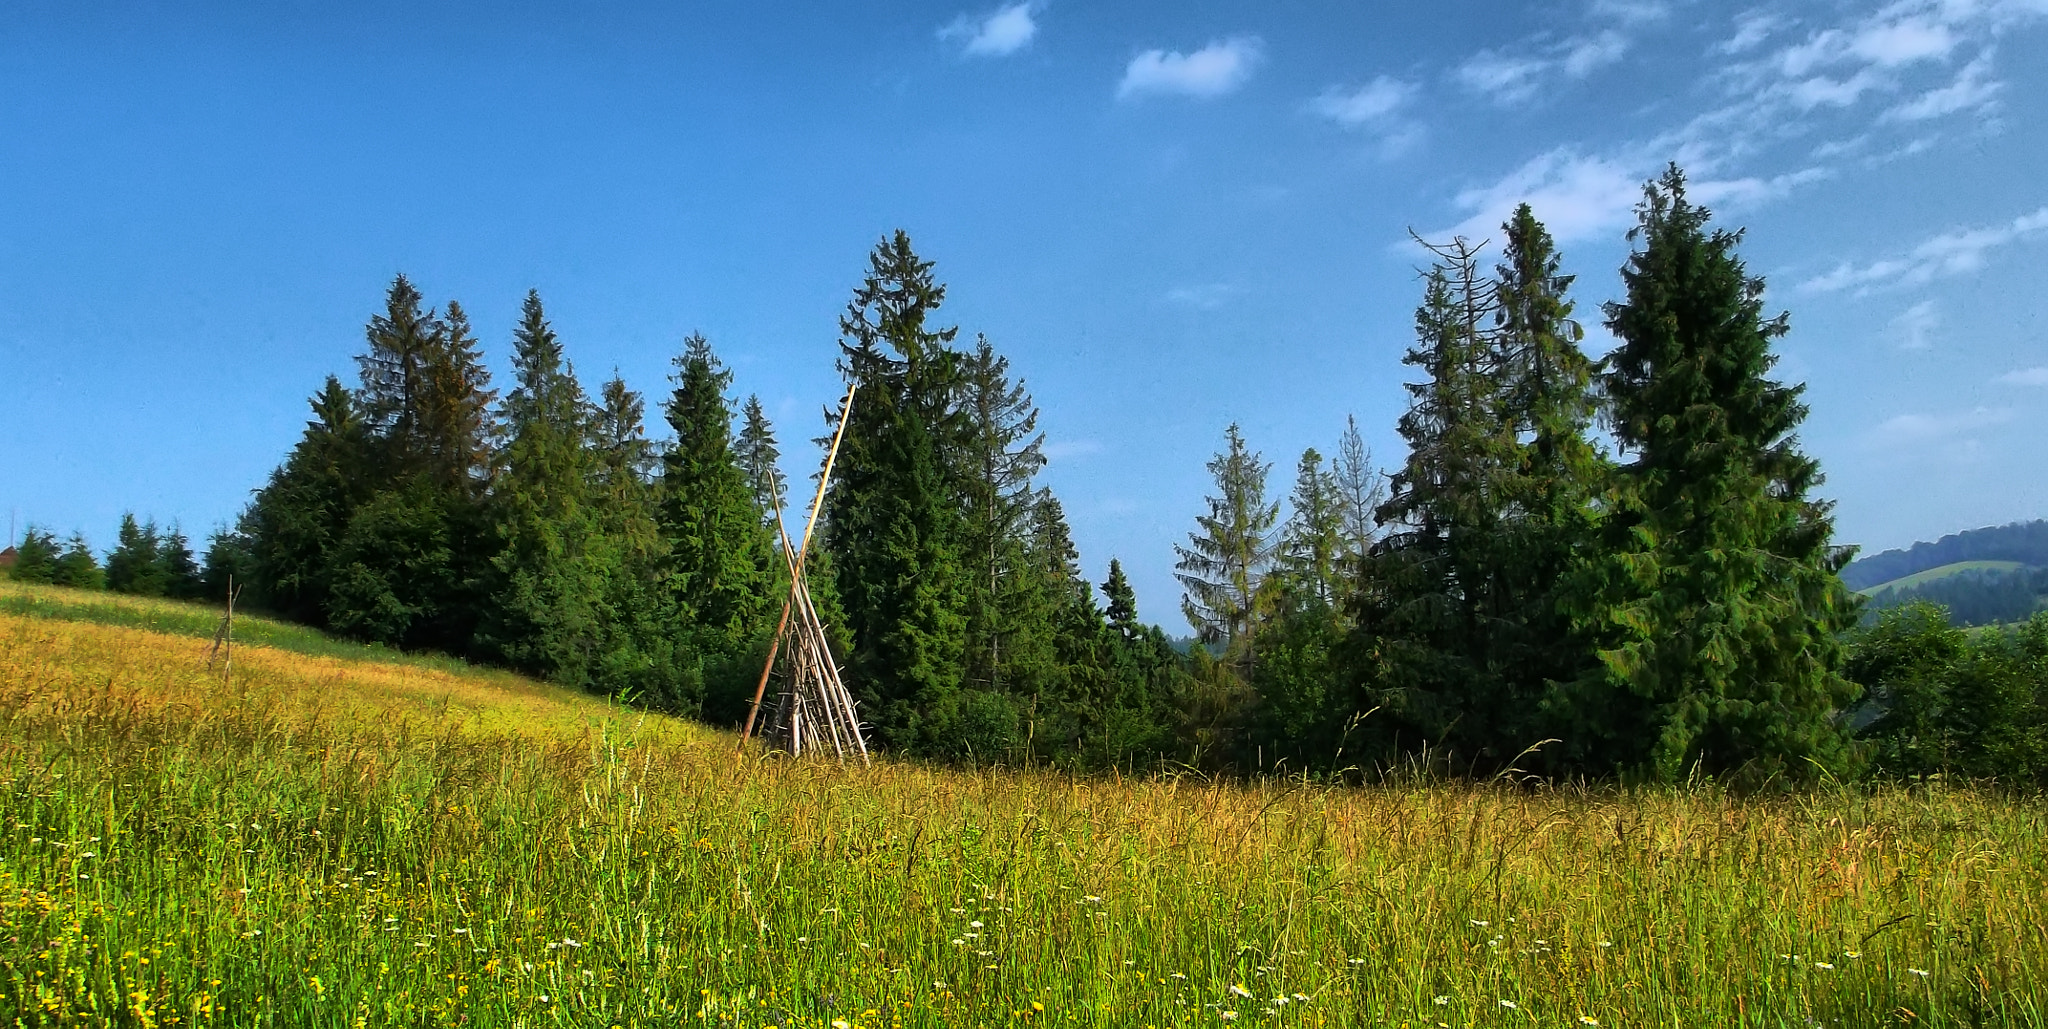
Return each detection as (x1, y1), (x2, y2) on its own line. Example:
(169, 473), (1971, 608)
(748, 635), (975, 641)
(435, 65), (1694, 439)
(1563, 166), (1860, 782)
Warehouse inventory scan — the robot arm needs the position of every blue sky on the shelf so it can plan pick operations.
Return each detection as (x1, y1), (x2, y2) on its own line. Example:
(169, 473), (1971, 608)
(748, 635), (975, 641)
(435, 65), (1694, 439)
(3, 0), (2045, 625)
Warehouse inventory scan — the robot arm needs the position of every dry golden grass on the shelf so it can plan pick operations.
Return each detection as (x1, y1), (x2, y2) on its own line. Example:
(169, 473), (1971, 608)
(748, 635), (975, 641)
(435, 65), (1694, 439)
(1, 581), (2045, 1027)
(0, 604), (710, 741)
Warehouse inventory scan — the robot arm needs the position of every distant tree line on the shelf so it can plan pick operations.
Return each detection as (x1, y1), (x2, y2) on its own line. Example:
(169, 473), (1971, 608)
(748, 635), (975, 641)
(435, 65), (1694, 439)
(1842, 519), (2048, 590)
(11, 164), (2044, 784)
(1864, 566), (2048, 627)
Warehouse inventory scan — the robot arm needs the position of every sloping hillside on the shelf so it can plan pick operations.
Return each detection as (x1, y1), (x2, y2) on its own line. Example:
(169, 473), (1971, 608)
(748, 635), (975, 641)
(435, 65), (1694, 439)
(1858, 559), (2030, 595)
(3, 579), (2046, 1025)
(1843, 519), (2048, 589)
(0, 578), (709, 740)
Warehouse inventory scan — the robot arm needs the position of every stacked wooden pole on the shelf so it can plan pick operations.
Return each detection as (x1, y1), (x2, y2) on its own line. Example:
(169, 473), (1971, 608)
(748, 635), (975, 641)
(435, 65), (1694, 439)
(738, 383), (870, 764)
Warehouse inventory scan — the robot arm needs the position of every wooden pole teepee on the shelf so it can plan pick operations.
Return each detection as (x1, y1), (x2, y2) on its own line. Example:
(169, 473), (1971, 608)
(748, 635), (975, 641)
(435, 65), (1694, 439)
(738, 383), (868, 764)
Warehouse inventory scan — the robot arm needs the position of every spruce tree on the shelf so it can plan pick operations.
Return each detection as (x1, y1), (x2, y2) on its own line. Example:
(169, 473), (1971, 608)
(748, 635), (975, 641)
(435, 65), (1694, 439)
(357, 275), (441, 479)
(160, 525), (204, 600)
(1102, 558), (1140, 641)
(589, 373), (684, 707)
(1351, 241), (1520, 754)
(245, 375), (373, 625)
(734, 394), (786, 521)
(1174, 423), (1279, 661)
(822, 230), (971, 752)
(1332, 415), (1383, 562)
(954, 334), (1049, 694)
(1277, 448), (1347, 610)
(418, 299), (497, 495)
(105, 513), (167, 596)
(8, 527), (60, 584)
(659, 333), (776, 659)
(1567, 166), (1859, 781)
(1489, 204), (1609, 763)
(52, 532), (104, 590)
(479, 290), (607, 686)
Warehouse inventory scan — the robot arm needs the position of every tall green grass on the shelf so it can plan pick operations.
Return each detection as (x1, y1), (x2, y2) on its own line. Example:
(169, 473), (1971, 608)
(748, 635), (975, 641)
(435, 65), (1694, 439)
(1, 599), (2045, 1027)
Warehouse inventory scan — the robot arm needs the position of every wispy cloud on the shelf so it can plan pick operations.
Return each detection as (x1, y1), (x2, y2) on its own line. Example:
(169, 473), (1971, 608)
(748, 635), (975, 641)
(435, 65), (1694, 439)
(1431, 148), (1644, 245)
(1118, 37), (1262, 100)
(1802, 206), (2048, 293)
(1885, 52), (2002, 121)
(1563, 30), (1631, 76)
(1164, 283), (1242, 310)
(1422, 1), (2044, 256)
(1867, 406), (2014, 448)
(1997, 366), (2048, 387)
(1888, 300), (1941, 351)
(1043, 438), (1105, 461)
(939, 2), (1038, 57)
(1310, 76), (1423, 156)
(1312, 76), (1415, 126)
(1716, 10), (1784, 55)
(1589, 0), (1668, 25)
(1455, 24), (1631, 106)
(1690, 166), (1833, 208)
(1455, 50), (1550, 104)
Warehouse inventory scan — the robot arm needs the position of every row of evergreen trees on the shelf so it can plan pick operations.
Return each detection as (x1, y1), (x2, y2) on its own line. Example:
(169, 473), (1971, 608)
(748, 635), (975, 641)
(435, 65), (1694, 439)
(6, 516), (210, 597)
(20, 164), (2027, 783)
(1175, 167), (1864, 782)
(176, 235), (1188, 766)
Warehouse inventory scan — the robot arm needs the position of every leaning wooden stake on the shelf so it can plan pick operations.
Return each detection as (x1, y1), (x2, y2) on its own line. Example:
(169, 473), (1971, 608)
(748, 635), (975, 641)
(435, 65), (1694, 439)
(738, 381), (857, 750)
(207, 576), (242, 679)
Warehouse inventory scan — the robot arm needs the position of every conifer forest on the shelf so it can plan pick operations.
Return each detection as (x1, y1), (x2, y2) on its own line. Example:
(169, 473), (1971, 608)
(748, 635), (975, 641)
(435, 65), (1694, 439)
(17, 166), (2047, 786)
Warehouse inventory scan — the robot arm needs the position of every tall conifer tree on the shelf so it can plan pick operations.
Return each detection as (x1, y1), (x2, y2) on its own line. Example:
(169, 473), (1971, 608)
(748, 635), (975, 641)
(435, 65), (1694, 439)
(659, 333), (776, 658)
(1352, 241), (1519, 752)
(1332, 416), (1384, 562)
(823, 230), (971, 752)
(1174, 423), (1279, 661)
(480, 291), (607, 685)
(1566, 166), (1859, 780)
(1277, 448), (1347, 610)
(734, 394), (786, 522)
(245, 375), (372, 625)
(955, 334), (1048, 693)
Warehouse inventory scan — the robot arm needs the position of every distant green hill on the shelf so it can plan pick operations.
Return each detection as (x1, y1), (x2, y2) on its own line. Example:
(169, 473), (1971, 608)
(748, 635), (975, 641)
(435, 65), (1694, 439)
(1859, 560), (2030, 596)
(1842, 520), (2048, 590)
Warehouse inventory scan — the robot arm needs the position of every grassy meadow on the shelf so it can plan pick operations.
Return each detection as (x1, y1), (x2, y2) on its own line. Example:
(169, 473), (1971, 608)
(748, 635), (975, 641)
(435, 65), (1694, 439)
(1, 580), (2044, 1028)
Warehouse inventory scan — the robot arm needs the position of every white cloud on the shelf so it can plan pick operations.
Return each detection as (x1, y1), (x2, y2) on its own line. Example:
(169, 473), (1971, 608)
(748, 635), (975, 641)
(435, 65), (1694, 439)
(1888, 300), (1941, 351)
(1850, 17), (1957, 66)
(1867, 406), (2014, 447)
(1312, 76), (1416, 126)
(1803, 205), (2048, 292)
(1117, 38), (1262, 100)
(1885, 53), (2002, 120)
(1310, 76), (1424, 156)
(1164, 283), (1242, 309)
(1433, 149), (1644, 245)
(1043, 439), (1105, 461)
(1455, 49), (1550, 104)
(1784, 68), (1886, 110)
(1997, 366), (2048, 386)
(1691, 166), (1832, 207)
(1563, 30), (1630, 77)
(1589, 0), (1668, 24)
(1717, 11), (1784, 54)
(939, 2), (1038, 57)
(1706, 0), (2042, 156)
(1455, 27), (1630, 105)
